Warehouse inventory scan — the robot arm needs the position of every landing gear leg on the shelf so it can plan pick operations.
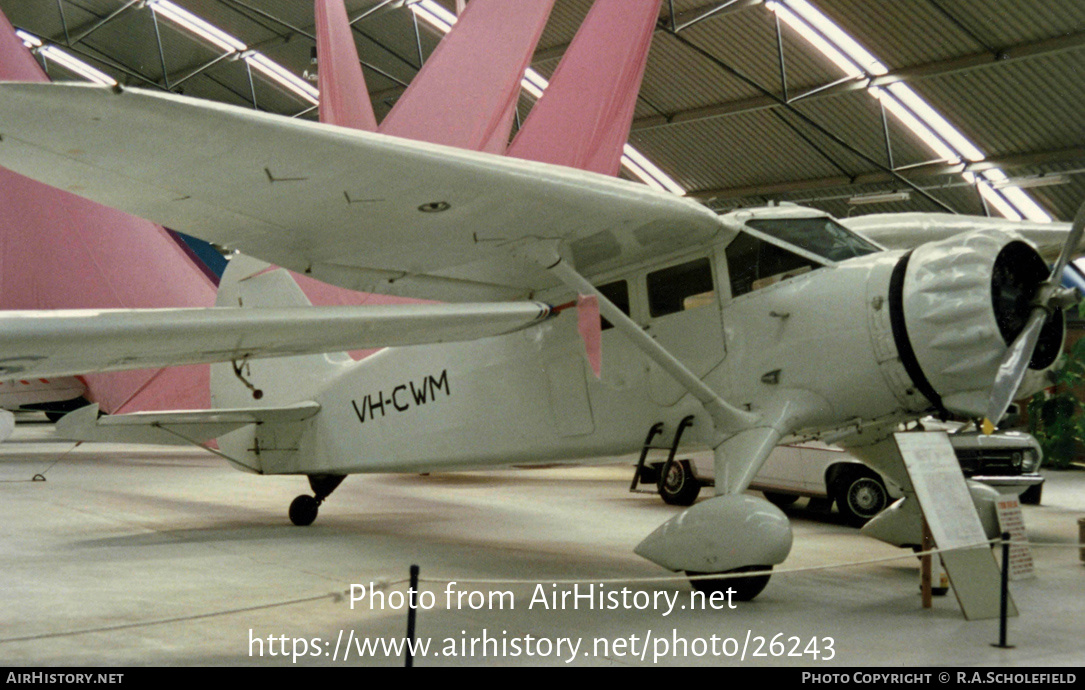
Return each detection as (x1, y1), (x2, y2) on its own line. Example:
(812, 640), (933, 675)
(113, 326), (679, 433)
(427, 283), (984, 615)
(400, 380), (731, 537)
(289, 474), (346, 526)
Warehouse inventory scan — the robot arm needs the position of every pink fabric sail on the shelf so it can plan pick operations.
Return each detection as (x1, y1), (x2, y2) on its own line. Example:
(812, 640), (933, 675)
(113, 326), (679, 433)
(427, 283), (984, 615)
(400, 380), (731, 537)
(379, 0), (555, 153)
(577, 294), (602, 378)
(315, 0), (378, 131)
(507, 0), (662, 176)
(0, 10), (216, 414)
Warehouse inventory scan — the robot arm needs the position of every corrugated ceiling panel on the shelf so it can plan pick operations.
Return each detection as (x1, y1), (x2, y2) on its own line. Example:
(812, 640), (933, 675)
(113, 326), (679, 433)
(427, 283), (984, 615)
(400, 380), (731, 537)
(938, 0), (1085, 47)
(814, 0), (980, 66)
(640, 30), (765, 112)
(916, 52), (1085, 158)
(683, 4), (852, 94)
(534, 0), (591, 54)
(997, 161), (1085, 222)
(629, 109), (865, 193)
(790, 89), (942, 171)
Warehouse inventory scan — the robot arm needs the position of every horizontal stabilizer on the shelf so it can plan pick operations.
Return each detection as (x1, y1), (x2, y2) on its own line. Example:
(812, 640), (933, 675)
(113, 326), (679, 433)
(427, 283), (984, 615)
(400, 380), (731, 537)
(0, 301), (552, 380)
(55, 401), (320, 445)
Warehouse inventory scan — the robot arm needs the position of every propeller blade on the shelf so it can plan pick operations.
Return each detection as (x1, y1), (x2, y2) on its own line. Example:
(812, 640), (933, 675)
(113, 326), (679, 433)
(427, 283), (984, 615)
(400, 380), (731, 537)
(1049, 200), (1085, 284)
(983, 200), (1085, 432)
(983, 308), (1046, 430)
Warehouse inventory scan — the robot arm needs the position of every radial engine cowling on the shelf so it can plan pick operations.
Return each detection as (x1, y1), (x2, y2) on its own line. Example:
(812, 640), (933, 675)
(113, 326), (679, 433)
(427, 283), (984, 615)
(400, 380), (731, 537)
(894, 229), (1063, 418)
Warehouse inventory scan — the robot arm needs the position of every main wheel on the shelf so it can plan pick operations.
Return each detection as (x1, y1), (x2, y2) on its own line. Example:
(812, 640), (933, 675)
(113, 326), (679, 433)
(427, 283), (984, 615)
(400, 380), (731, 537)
(687, 566), (773, 601)
(835, 471), (888, 527)
(658, 459), (701, 506)
(289, 495), (319, 526)
(763, 491), (799, 508)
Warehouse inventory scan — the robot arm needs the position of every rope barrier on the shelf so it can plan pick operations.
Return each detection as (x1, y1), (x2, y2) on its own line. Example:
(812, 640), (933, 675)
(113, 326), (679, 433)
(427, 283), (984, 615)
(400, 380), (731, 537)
(0, 441), (81, 482)
(0, 537), (1077, 645)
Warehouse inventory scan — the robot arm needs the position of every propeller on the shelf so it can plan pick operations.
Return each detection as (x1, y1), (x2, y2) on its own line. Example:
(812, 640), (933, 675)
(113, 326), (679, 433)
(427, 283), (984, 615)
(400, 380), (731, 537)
(982, 200), (1085, 433)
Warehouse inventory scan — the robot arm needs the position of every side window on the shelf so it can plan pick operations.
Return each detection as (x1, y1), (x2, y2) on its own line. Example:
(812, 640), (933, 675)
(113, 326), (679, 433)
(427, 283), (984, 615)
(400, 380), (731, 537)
(646, 258), (715, 319)
(726, 233), (820, 298)
(596, 280), (630, 331)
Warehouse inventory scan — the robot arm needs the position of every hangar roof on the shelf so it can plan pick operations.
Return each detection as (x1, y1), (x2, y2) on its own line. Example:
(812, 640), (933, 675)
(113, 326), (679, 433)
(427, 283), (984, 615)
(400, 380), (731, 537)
(1, 0), (1082, 222)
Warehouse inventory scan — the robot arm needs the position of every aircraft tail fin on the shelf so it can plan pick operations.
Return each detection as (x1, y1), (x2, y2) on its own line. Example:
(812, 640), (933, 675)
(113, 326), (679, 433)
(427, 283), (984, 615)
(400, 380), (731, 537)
(211, 254), (353, 411)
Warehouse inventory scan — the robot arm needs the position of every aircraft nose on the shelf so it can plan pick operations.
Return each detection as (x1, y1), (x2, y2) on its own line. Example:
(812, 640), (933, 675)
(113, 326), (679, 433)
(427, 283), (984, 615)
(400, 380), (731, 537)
(892, 229), (1062, 419)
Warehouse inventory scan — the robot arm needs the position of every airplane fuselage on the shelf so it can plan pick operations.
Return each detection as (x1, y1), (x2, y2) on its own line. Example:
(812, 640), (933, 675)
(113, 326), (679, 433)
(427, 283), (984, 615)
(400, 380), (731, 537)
(213, 218), (1041, 478)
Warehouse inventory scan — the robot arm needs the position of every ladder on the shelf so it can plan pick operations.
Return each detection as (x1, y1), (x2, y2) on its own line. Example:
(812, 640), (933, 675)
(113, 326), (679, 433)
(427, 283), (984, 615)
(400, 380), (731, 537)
(629, 415), (695, 493)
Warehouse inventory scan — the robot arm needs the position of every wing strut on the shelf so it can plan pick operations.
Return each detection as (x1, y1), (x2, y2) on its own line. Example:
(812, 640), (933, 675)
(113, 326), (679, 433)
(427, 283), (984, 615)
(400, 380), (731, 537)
(532, 251), (756, 439)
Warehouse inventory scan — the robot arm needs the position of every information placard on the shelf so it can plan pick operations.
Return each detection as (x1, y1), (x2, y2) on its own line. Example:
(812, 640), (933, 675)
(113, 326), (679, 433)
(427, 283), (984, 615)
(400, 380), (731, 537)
(894, 432), (1015, 621)
(994, 494), (1034, 580)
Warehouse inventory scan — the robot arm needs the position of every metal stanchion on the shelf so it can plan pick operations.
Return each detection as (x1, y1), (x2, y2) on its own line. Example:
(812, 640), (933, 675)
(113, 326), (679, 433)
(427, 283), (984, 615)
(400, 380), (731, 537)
(405, 564), (420, 667)
(991, 533), (1014, 649)
(921, 520), (933, 609)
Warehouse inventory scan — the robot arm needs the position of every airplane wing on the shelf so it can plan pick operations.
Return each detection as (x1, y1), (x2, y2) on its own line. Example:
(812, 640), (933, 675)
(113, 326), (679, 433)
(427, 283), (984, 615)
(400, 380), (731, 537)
(841, 213), (1076, 260)
(0, 301), (551, 379)
(0, 83), (727, 301)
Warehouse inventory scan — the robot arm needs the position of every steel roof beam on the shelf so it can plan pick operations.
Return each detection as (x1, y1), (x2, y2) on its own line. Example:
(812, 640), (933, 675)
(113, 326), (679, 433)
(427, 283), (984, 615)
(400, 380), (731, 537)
(366, 0), (761, 112)
(666, 30), (959, 213)
(690, 146), (1085, 201)
(633, 30), (1085, 131)
(531, 0), (763, 63)
(59, 0), (141, 46)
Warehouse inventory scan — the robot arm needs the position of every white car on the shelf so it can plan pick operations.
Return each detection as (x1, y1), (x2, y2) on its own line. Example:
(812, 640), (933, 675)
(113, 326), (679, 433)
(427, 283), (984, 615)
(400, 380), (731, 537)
(637, 429), (1043, 526)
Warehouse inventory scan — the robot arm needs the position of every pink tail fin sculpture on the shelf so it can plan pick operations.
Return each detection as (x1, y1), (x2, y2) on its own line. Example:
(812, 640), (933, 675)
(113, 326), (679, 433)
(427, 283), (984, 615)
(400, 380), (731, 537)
(379, 0), (555, 153)
(315, 0), (378, 131)
(0, 10), (216, 414)
(507, 0), (662, 175)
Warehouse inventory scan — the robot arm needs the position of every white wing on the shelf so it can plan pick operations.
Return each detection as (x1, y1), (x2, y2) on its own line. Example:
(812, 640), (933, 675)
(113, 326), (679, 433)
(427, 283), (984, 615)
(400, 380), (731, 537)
(0, 301), (551, 380)
(0, 82), (727, 301)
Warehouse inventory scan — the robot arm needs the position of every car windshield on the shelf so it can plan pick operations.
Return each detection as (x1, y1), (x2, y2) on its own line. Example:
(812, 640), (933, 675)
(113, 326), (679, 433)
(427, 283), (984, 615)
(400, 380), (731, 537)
(746, 216), (881, 262)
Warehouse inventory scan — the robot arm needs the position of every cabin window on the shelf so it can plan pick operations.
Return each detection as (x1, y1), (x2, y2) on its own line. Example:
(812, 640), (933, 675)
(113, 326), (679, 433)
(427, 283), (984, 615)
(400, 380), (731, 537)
(596, 279), (630, 330)
(725, 232), (820, 298)
(647, 258), (715, 318)
(745, 217), (879, 262)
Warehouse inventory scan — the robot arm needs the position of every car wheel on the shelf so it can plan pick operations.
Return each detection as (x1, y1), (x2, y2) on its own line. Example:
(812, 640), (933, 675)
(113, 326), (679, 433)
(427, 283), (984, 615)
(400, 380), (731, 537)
(658, 459), (701, 506)
(1019, 484), (1043, 505)
(763, 491), (799, 508)
(835, 471), (888, 527)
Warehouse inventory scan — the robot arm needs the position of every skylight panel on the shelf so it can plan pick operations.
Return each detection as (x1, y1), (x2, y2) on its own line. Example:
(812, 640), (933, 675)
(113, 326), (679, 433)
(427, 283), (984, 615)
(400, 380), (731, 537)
(149, 0), (247, 54)
(245, 52), (320, 105)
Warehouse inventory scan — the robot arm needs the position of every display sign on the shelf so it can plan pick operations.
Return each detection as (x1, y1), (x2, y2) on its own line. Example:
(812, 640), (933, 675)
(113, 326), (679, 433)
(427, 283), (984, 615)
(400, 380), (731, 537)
(994, 495), (1034, 580)
(894, 432), (1016, 621)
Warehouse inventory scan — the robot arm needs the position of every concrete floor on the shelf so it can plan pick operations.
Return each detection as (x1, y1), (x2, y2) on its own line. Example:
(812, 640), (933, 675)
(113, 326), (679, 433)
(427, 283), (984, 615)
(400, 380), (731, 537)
(1, 422), (1082, 667)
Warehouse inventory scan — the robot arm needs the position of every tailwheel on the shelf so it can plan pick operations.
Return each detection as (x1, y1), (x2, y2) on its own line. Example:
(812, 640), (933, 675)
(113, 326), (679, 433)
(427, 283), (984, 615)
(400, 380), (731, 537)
(289, 495), (319, 526)
(288, 474), (346, 527)
(687, 565), (773, 601)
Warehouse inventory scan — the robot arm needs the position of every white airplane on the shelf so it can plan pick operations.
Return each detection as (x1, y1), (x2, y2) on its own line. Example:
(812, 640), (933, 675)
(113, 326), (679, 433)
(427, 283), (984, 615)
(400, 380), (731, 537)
(0, 81), (1080, 600)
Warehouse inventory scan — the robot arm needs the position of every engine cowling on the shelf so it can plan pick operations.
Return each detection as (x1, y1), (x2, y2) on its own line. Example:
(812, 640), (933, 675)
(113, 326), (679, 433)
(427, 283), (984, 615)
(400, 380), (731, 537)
(892, 229), (1063, 418)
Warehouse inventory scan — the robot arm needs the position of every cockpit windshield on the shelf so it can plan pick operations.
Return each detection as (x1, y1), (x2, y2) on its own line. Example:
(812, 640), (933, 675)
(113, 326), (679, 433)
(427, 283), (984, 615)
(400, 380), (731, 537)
(746, 216), (881, 262)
